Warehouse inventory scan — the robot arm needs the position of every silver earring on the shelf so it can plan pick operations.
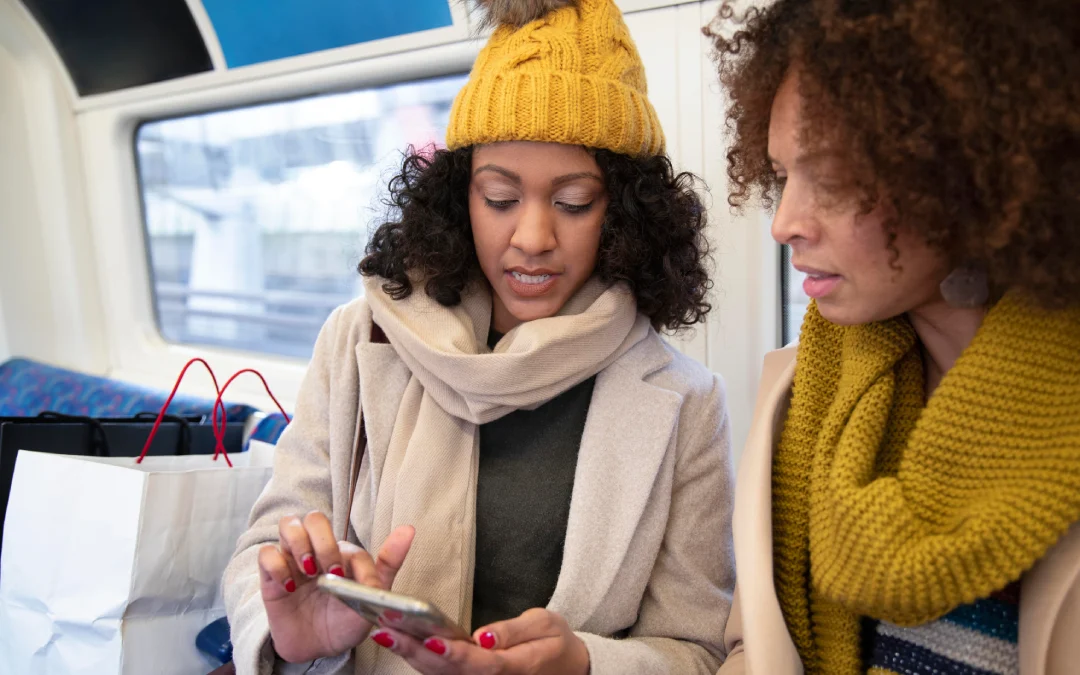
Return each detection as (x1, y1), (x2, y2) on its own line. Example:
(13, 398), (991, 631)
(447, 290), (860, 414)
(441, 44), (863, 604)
(940, 265), (989, 308)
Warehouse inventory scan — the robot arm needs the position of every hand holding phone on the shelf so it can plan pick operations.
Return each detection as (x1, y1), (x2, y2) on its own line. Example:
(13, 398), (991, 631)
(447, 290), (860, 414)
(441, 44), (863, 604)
(256, 513), (415, 664)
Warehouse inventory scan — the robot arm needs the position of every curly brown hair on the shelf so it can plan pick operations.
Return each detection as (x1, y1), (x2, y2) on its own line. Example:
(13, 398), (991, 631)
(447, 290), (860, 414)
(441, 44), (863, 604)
(705, 0), (1080, 306)
(359, 147), (713, 331)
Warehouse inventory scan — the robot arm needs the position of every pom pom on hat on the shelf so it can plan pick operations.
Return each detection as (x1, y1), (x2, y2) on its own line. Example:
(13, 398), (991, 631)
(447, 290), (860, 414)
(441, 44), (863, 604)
(473, 0), (579, 29)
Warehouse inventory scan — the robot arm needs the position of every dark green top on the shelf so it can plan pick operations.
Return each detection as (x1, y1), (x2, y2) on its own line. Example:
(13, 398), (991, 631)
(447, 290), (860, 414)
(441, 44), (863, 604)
(470, 331), (595, 630)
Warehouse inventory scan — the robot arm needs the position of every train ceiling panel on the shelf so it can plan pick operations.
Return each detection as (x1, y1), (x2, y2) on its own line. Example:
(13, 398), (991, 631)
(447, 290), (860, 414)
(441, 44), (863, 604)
(21, 0), (213, 96)
(201, 0), (455, 68)
(17, 0), (458, 97)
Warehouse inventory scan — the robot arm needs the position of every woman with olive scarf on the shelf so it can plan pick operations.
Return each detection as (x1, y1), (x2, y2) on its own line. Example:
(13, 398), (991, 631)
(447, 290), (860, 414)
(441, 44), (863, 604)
(707, 0), (1080, 673)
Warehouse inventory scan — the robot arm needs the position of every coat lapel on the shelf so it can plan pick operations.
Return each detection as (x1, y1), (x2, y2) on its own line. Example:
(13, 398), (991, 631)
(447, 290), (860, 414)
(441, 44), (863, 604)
(735, 347), (802, 675)
(352, 335), (411, 547)
(547, 335), (680, 628)
(1019, 521), (1080, 674)
(355, 342), (411, 472)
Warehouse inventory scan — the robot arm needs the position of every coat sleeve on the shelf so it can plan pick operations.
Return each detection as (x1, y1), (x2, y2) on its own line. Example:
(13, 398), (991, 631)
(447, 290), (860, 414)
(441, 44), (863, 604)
(223, 307), (353, 675)
(578, 374), (737, 674)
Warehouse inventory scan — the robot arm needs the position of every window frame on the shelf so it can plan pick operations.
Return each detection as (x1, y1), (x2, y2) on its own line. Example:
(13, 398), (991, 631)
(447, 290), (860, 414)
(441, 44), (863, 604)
(131, 71), (468, 360)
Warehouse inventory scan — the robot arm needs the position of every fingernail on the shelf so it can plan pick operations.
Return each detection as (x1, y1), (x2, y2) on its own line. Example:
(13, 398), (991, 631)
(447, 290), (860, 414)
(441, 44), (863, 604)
(328, 565), (345, 577)
(424, 638), (447, 656)
(371, 631), (395, 649)
(301, 555), (317, 576)
(284, 579), (296, 593)
(478, 631), (496, 650)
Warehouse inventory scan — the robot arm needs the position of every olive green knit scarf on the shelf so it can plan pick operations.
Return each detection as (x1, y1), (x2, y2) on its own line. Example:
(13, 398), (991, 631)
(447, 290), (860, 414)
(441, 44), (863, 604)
(772, 295), (1080, 674)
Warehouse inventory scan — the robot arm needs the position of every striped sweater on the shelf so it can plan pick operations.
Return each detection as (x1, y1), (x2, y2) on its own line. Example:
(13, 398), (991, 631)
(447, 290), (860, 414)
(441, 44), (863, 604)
(868, 583), (1020, 675)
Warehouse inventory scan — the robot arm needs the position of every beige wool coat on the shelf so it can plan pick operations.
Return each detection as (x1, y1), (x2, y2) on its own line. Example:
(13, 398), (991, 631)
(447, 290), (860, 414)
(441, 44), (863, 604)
(224, 298), (736, 675)
(720, 347), (1080, 675)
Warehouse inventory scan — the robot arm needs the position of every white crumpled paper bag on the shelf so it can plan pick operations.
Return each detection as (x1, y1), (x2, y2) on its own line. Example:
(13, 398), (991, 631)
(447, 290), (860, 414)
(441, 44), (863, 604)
(0, 443), (275, 674)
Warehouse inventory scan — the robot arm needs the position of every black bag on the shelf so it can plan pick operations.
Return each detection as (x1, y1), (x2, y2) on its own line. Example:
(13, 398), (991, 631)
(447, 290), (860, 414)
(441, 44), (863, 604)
(0, 412), (244, 564)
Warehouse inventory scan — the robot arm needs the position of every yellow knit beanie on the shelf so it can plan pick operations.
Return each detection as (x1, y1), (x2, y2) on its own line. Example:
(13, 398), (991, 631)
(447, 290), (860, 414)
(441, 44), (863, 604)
(447, 0), (665, 157)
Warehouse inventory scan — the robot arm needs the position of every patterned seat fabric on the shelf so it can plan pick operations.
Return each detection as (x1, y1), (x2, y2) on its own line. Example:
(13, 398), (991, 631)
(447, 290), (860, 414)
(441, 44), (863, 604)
(0, 357), (258, 423)
(248, 413), (289, 445)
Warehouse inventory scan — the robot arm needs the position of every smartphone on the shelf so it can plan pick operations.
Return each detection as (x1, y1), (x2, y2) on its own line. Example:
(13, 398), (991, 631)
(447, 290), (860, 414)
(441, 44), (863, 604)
(317, 575), (471, 642)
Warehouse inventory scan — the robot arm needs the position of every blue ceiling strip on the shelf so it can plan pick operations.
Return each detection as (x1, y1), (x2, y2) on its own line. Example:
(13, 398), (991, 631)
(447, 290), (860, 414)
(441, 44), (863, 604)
(202, 0), (454, 68)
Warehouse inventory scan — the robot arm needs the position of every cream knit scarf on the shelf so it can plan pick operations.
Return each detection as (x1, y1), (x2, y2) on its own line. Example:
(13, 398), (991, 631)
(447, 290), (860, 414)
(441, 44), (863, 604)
(353, 275), (649, 673)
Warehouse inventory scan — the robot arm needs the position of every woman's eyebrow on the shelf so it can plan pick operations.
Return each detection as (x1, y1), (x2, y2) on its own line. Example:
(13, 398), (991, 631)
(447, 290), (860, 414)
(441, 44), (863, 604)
(473, 164), (522, 184)
(552, 172), (603, 187)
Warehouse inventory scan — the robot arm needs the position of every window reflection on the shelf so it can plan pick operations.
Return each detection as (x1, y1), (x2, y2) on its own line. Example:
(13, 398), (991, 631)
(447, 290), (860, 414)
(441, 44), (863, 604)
(783, 246), (808, 345)
(136, 73), (468, 358)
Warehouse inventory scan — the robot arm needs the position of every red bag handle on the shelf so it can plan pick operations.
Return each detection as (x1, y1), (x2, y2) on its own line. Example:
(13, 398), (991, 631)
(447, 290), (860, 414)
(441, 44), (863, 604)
(136, 358), (290, 467)
(209, 368), (291, 466)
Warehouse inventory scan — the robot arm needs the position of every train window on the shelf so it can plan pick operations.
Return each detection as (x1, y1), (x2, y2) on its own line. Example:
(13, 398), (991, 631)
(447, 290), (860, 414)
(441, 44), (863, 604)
(135, 73), (468, 359)
(781, 245), (808, 345)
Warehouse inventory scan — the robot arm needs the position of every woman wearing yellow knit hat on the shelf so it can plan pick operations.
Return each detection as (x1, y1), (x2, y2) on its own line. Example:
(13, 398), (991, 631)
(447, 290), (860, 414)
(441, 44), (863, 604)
(706, 0), (1080, 673)
(222, 1), (736, 674)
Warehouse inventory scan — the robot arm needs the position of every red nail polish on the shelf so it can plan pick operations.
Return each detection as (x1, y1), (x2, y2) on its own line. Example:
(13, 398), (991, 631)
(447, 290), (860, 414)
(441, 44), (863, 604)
(383, 610), (404, 622)
(284, 579), (296, 593)
(302, 556), (317, 576)
(328, 565), (345, 577)
(479, 631), (496, 650)
(372, 631), (395, 649)
(424, 638), (447, 656)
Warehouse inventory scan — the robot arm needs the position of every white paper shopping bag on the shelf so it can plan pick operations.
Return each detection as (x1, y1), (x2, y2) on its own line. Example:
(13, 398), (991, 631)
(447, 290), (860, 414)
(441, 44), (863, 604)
(0, 444), (275, 675)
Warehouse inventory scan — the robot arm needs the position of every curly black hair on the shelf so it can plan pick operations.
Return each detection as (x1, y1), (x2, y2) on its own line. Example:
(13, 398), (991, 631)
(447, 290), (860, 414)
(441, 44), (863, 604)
(705, 0), (1080, 307)
(359, 147), (713, 331)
